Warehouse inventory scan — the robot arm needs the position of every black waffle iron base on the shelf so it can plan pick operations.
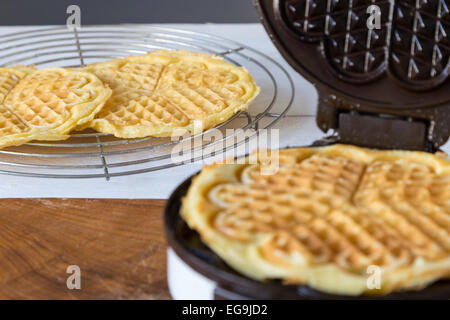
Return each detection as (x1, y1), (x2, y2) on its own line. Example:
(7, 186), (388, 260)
(164, 173), (450, 300)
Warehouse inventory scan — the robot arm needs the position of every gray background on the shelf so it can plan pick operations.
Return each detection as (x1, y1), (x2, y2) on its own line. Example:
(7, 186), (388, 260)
(0, 0), (259, 25)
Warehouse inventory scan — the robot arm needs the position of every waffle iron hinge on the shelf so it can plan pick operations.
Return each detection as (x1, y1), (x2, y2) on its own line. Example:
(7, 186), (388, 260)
(336, 111), (430, 152)
(315, 99), (432, 151)
(316, 96), (450, 153)
(316, 101), (435, 152)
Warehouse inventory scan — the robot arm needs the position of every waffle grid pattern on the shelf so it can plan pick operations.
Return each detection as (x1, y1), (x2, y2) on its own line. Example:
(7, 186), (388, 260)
(0, 71), (22, 103)
(158, 63), (246, 120)
(7, 71), (92, 127)
(0, 68), (111, 148)
(0, 68), (34, 144)
(88, 51), (260, 138)
(182, 145), (450, 295)
(210, 153), (449, 270)
(283, 0), (450, 88)
(0, 105), (28, 136)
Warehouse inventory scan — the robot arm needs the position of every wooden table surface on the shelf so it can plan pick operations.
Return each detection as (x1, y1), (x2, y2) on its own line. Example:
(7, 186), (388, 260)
(0, 199), (170, 299)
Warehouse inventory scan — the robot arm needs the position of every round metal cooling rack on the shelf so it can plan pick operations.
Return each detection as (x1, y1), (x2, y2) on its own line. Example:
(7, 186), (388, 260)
(0, 25), (294, 180)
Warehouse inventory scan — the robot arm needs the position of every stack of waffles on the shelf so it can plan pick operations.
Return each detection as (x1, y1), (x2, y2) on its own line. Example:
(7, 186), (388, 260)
(0, 50), (261, 149)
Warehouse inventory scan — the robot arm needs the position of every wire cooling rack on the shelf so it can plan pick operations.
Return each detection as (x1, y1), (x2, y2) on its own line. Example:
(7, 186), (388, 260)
(0, 25), (294, 179)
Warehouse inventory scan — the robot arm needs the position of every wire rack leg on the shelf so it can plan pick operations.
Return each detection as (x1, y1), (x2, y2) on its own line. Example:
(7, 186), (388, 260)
(95, 135), (110, 181)
(73, 28), (85, 67)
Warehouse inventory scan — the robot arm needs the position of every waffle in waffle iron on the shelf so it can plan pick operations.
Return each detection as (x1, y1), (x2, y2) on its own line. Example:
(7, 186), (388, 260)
(163, 1), (450, 299)
(180, 145), (450, 296)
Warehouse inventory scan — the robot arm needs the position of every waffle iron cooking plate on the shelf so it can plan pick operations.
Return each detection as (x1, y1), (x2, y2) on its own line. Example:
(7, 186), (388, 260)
(255, 0), (450, 151)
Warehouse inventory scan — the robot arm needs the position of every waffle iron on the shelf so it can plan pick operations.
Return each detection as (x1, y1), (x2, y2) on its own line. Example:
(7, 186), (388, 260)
(164, 0), (450, 299)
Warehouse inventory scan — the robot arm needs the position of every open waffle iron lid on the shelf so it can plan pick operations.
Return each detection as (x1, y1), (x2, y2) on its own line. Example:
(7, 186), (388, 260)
(254, 0), (450, 151)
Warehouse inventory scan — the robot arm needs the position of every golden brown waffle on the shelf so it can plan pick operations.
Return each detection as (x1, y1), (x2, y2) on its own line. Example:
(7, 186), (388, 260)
(83, 50), (260, 138)
(0, 67), (36, 147)
(0, 67), (111, 149)
(0, 66), (35, 104)
(181, 144), (450, 296)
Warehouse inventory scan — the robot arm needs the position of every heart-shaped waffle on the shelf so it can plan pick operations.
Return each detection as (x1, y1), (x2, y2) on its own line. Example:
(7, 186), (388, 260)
(181, 144), (450, 295)
(82, 50), (260, 138)
(0, 67), (111, 149)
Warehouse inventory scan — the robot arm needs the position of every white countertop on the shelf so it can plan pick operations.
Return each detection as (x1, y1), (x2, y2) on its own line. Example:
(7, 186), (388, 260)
(0, 23), (447, 199)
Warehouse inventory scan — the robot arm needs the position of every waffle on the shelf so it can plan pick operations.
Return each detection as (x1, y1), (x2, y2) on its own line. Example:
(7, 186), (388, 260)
(0, 67), (111, 149)
(0, 66), (35, 103)
(181, 144), (450, 296)
(83, 50), (260, 138)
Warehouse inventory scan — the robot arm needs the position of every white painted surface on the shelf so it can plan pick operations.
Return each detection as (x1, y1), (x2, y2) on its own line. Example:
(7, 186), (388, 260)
(167, 248), (215, 300)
